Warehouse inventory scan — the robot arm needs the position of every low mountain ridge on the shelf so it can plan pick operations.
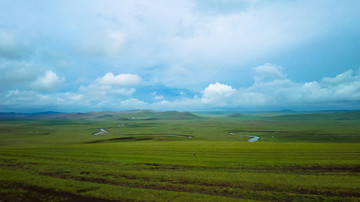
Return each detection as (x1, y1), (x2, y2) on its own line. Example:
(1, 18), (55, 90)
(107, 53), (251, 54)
(0, 110), (201, 120)
(269, 110), (360, 120)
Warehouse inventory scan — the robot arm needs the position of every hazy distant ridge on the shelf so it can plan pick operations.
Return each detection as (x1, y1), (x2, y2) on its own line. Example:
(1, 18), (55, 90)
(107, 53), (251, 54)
(0, 110), (201, 120)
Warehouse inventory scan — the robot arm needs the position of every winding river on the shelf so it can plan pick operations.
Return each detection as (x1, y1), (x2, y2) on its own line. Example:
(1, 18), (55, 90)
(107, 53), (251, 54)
(248, 136), (260, 142)
(229, 132), (260, 142)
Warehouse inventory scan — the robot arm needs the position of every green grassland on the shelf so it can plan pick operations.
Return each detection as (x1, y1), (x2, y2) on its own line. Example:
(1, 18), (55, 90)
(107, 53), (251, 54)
(0, 111), (359, 201)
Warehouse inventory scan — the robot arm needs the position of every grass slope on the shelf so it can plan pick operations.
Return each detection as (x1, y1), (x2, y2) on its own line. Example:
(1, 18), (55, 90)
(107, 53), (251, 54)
(0, 111), (359, 201)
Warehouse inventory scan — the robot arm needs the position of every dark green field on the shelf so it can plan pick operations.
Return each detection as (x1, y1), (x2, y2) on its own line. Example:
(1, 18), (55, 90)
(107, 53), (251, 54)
(0, 111), (359, 201)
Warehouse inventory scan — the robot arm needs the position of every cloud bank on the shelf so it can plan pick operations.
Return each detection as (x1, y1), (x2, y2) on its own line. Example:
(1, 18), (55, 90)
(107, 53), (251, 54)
(0, 0), (359, 112)
(2, 63), (360, 112)
(194, 64), (360, 110)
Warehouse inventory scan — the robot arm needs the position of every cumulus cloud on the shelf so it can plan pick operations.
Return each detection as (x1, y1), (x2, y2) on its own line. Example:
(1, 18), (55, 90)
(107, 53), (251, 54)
(2, 88), (144, 112)
(1, 1), (360, 112)
(156, 64), (360, 110)
(79, 84), (136, 97)
(198, 82), (267, 108)
(149, 96), (203, 111)
(79, 72), (141, 98)
(321, 70), (357, 85)
(112, 88), (136, 96)
(201, 82), (236, 106)
(91, 98), (148, 111)
(154, 95), (164, 100)
(2, 90), (87, 112)
(0, 61), (42, 90)
(1, 71), (143, 112)
(253, 63), (286, 83)
(120, 98), (147, 109)
(3, 63), (360, 111)
(0, 62), (64, 93)
(96, 73), (141, 86)
(32, 71), (65, 92)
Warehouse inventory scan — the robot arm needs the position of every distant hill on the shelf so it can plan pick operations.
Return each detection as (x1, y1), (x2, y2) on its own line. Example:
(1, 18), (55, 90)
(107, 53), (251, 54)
(33, 111), (62, 115)
(269, 110), (360, 120)
(228, 113), (242, 117)
(2, 110), (359, 121)
(0, 111), (62, 119)
(113, 110), (201, 120)
(154, 111), (201, 120)
(0, 110), (201, 121)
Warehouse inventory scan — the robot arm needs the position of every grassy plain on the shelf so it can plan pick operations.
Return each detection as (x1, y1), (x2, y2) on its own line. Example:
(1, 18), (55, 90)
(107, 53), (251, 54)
(0, 111), (359, 201)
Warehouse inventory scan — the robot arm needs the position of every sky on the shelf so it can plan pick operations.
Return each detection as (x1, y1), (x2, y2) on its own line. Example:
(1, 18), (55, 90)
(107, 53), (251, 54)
(1, 0), (360, 112)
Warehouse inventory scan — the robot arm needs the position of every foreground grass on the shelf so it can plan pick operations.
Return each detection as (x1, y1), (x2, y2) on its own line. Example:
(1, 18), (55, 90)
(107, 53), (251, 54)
(1, 141), (359, 201)
(0, 115), (360, 201)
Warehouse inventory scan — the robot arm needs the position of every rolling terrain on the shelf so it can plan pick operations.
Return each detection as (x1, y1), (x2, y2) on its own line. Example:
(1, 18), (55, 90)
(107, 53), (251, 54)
(0, 110), (359, 201)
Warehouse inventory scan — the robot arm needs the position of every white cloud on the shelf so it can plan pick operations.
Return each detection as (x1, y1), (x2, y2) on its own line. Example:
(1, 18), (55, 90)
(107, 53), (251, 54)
(0, 28), (30, 59)
(253, 63), (286, 83)
(2, 88), (146, 112)
(2, 90), (87, 112)
(0, 61), (44, 89)
(120, 98), (147, 109)
(199, 82), (236, 107)
(32, 71), (65, 92)
(96, 73), (141, 86)
(1, 1), (359, 112)
(321, 70), (357, 85)
(149, 96), (201, 111)
(167, 65), (189, 75)
(167, 1), (331, 67)
(74, 0), (344, 73)
(3, 64), (360, 111)
(200, 81), (267, 107)
(113, 88), (136, 96)
(4, 90), (48, 105)
(151, 100), (172, 109)
(94, 98), (148, 111)
(79, 84), (136, 97)
(154, 95), (164, 100)
(80, 31), (127, 58)
(79, 72), (140, 98)
(65, 93), (84, 102)
(154, 64), (360, 110)
(203, 82), (235, 95)
(106, 31), (127, 56)
(6, 90), (20, 97)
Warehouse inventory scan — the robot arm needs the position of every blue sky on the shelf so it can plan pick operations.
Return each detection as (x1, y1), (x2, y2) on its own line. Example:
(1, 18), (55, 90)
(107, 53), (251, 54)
(1, 0), (360, 112)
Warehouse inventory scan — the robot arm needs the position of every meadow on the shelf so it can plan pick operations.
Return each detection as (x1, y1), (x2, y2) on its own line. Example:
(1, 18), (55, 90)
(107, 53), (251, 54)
(0, 111), (359, 201)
